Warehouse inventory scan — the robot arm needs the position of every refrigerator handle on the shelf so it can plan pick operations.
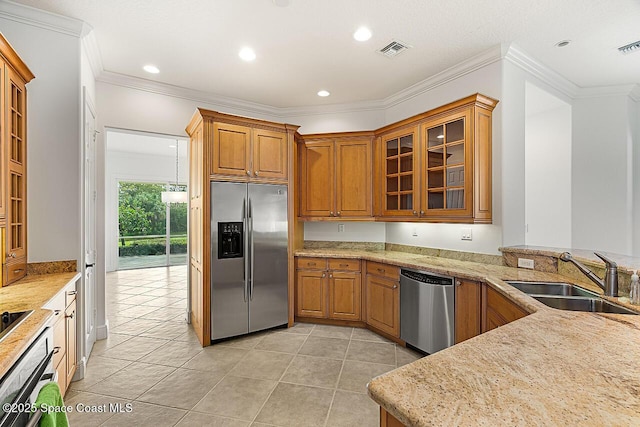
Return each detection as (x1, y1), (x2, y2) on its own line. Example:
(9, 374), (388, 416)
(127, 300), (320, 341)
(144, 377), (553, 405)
(249, 197), (254, 301)
(243, 197), (248, 303)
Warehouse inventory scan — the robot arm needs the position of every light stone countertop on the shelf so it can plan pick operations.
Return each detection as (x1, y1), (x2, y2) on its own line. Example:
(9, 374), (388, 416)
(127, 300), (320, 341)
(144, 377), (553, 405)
(294, 248), (640, 426)
(0, 272), (81, 378)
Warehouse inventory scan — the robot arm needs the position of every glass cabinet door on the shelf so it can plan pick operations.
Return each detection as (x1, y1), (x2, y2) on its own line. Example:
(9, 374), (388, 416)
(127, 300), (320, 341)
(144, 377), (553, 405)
(422, 110), (472, 216)
(382, 129), (417, 216)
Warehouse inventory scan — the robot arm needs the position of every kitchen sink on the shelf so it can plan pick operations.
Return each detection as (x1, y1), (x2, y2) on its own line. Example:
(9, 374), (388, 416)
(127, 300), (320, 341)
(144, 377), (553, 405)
(506, 281), (598, 298)
(532, 296), (638, 315)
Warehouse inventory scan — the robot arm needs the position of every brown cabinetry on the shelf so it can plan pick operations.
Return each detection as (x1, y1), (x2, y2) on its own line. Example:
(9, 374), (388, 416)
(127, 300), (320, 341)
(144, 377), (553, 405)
(299, 133), (373, 219)
(186, 109), (299, 346)
(295, 257), (361, 321)
(364, 261), (400, 338)
(0, 34), (34, 285)
(46, 281), (78, 396)
(482, 285), (527, 332)
(210, 119), (288, 182)
(455, 279), (482, 344)
(374, 93), (497, 223)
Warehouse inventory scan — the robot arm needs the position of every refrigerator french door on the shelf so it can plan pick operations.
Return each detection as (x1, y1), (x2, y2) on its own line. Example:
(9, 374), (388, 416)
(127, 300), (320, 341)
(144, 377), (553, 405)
(210, 182), (288, 341)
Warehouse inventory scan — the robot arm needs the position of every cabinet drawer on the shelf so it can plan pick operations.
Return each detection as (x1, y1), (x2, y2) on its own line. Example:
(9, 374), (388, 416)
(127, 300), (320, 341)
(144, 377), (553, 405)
(365, 261), (399, 281)
(328, 258), (360, 272)
(296, 257), (327, 270)
(65, 283), (77, 307)
(52, 317), (66, 368)
(5, 261), (26, 284)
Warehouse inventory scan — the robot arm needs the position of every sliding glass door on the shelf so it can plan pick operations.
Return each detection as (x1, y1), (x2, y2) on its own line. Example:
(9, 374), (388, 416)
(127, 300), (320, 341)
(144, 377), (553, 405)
(117, 181), (187, 270)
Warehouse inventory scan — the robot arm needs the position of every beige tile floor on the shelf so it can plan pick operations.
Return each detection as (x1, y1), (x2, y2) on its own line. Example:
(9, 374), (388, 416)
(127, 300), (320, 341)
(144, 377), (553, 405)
(66, 266), (422, 427)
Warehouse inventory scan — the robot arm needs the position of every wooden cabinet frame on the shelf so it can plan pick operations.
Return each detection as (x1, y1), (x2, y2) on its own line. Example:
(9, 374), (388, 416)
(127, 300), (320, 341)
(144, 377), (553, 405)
(298, 132), (373, 220)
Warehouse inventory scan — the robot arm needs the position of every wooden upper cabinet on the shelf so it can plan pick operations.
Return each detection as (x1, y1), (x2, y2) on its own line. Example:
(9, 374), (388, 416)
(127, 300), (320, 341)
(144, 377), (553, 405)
(375, 93), (498, 223)
(335, 139), (372, 217)
(299, 140), (334, 217)
(211, 122), (251, 178)
(252, 128), (287, 180)
(1, 34), (34, 285)
(299, 133), (373, 219)
(376, 127), (419, 218)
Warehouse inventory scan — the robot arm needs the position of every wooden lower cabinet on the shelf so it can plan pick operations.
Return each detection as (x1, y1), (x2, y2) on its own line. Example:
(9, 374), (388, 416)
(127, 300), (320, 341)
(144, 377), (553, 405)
(328, 272), (361, 320)
(365, 273), (400, 338)
(380, 407), (405, 427)
(295, 257), (362, 321)
(482, 285), (528, 332)
(296, 269), (327, 318)
(47, 281), (77, 396)
(65, 299), (77, 384)
(455, 279), (482, 343)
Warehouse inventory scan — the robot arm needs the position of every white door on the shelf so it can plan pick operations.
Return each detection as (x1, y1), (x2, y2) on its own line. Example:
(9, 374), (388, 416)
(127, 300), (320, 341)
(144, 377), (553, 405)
(84, 89), (98, 356)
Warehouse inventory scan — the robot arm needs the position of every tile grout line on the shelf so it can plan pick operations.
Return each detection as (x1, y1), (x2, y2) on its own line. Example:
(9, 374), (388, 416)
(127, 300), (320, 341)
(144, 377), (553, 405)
(321, 326), (355, 427)
(248, 324), (316, 426)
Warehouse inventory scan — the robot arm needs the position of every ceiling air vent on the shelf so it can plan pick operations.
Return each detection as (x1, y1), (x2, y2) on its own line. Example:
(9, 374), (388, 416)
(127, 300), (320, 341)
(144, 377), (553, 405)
(618, 40), (640, 55)
(378, 40), (411, 58)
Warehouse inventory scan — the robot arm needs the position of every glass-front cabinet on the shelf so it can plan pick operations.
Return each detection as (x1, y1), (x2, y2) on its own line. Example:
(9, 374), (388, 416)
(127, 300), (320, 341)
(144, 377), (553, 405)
(375, 94), (497, 223)
(378, 127), (419, 218)
(422, 109), (473, 218)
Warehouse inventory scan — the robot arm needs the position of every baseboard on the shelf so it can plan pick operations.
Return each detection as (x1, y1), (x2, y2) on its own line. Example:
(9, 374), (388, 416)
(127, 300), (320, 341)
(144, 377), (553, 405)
(96, 321), (109, 340)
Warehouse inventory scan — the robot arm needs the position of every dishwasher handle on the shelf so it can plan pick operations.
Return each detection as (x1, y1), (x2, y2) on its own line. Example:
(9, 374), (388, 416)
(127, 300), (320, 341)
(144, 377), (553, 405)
(400, 269), (454, 286)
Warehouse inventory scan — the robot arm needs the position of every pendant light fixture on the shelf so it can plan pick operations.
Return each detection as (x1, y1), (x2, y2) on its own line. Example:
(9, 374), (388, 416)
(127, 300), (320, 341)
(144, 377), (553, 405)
(161, 140), (188, 203)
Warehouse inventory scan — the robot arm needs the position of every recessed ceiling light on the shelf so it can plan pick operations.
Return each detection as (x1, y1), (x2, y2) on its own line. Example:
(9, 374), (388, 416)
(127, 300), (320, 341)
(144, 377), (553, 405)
(353, 27), (372, 42)
(317, 90), (330, 97)
(239, 47), (256, 61)
(555, 40), (571, 48)
(143, 64), (160, 74)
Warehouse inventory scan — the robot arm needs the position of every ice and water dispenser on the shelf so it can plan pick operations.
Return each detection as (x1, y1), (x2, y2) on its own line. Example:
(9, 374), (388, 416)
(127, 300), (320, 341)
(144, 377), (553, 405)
(217, 222), (243, 259)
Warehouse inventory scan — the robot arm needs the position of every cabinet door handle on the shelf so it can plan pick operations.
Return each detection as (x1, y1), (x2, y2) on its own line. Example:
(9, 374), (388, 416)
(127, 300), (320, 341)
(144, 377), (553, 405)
(54, 310), (62, 316)
(336, 211), (341, 216)
(339, 263), (349, 267)
(412, 211), (418, 216)
(66, 311), (75, 319)
(307, 262), (316, 266)
(53, 346), (61, 354)
(321, 273), (326, 278)
(9, 252), (16, 258)
(329, 211), (334, 216)
(13, 269), (23, 274)
(420, 210), (425, 215)
(254, 171), (259, 176)
(246, 170), (251, 176)
(456, 280), (461, 286)
(329, 274), (333, 278)
(392, 285), (398, 289)
(377, 268), (385, 273)
(67, 290), (77, 296)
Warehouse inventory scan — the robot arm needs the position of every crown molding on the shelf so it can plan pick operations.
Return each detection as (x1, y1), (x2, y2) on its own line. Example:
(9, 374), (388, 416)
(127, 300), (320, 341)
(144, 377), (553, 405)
(384, 45), (503, 108)
(503, 43), (579, 98)
(0, 0), (84, 37)
(81, 27), (103, 79)
(574, 84), (640, 100)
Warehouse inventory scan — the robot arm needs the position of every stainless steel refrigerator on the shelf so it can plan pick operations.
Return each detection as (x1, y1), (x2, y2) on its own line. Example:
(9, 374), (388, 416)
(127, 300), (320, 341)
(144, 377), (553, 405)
(210, 182), (288, 341)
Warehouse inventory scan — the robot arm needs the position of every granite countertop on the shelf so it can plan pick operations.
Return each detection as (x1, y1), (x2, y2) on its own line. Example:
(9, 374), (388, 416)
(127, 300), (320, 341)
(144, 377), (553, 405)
(294, 248), (640, 426)
(0, 272), (81, 378)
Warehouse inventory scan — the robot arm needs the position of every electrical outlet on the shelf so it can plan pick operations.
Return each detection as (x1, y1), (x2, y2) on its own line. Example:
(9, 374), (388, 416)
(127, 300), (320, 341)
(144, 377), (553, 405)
(338, 224), (345, 233)
(412, 228), (418, 237)
(517, 258), (535, 269)
(461, 228), (472, 241)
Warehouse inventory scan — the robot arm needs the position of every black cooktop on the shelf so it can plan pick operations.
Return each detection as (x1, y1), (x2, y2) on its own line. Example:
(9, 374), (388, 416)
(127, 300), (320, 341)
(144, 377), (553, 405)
(0, 310), (33, 342)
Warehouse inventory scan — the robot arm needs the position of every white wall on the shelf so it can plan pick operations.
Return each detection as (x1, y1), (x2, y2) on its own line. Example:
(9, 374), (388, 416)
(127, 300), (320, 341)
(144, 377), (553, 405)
(572, 96), (632, 254)
(0, 19), (82, 263)
(524, 84), (572, 247)
(303, 222), (385, 243)
(634, 99), (640, 256)
(105, 146), (187, 271)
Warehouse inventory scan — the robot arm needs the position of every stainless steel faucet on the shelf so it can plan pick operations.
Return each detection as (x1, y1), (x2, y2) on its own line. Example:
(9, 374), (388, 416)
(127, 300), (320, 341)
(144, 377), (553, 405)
(559, 252), (618, 297)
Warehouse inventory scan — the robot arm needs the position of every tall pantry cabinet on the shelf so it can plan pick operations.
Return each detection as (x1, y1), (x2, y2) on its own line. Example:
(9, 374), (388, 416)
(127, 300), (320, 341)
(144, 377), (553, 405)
(186, 109), (300, 346)
(0, 34), (34, 285)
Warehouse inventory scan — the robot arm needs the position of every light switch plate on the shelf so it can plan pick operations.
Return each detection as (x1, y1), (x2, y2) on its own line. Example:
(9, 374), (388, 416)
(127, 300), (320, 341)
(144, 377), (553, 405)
(338, 224), (345, 233)
(517, 258), (535, 269)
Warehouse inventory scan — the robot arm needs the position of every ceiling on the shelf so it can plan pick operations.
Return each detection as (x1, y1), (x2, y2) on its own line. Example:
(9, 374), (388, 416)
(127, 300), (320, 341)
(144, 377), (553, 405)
(10, 0), (640, 108)
(107, 130), (188, 157)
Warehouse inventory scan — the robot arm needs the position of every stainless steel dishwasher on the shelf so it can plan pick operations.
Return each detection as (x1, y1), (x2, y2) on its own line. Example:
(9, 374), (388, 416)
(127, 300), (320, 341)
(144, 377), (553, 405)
(400, 268), (455, 354)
